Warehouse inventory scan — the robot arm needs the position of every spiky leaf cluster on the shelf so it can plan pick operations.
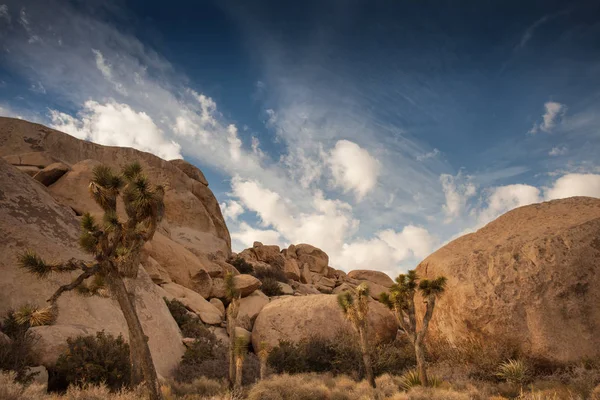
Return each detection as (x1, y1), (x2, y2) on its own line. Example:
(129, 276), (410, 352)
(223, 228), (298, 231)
(13, 304), (54, 327)
(337, 283), (370, 331)
(224, 272), (240, 301)
(380, 270), (446, 313)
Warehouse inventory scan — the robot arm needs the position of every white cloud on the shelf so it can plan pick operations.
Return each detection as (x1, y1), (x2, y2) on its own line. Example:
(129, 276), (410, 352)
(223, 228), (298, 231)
(227, 124), (242, 162)
(92, 49), (128, 96)
(231, 222), (283, 249)
(220, 200), (244, 221)
(29, 81), (45, 94)
(545, 174), (600, 200)
(379, 225), (436, 261)
(477, 184), (541, 225)
(18, 8), (40, 43)
(417, 148), (440, 161)
(549, 146), (567, 156)
(529, 101), (566, 134)
(328, 140), (380, 200)
(49, 100), (182, 160)
(0, 4), (10, 22)
(440, 172), (476, 222)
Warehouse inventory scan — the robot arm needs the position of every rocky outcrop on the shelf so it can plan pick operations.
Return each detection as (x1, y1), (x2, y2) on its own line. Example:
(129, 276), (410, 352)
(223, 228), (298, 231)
(252, 294), (398, 350)
(416, 197), (600, 363)
(33, 162), (69, 186)
(0, 159), (184, 376)
(0, 117), (231, 278)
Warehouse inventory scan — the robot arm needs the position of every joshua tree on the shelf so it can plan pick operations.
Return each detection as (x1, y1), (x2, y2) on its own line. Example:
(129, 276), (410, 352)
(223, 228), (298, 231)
(337, 283), (376, 388)
(224, 272), (240, 390)
(257, 341), (270, 380)
(19, 162), (164, 400)
(379, 270), (447, 387)
(233, 335), (249, 389)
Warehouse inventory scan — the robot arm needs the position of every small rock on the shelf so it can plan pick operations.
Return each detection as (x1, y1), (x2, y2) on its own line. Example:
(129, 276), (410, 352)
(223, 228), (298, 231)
(278, 282), (294, 295)
(234, 274), (262, 297)
(210, 298), (225, 315)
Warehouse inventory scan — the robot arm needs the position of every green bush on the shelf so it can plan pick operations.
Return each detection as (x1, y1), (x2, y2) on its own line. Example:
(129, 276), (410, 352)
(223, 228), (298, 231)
(252, 266), (288, 284)
(174, 337), (260, 386)
(54, 331), (131, 391)
(228, 257), (254, 274)
(261, 277), (284, 297)
(268, 331), (415, 379)
(0, 311), (39, 384)
(164, 298), (215, 340)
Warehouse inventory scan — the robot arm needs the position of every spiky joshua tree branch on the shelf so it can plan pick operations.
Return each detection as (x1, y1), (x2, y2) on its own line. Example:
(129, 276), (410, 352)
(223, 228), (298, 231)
(18, 161), (165, 400)
(379, 270), (447, 387)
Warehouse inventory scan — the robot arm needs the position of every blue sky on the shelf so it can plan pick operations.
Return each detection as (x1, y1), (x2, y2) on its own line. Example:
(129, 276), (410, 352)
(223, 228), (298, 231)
(1, 0), (600, 275)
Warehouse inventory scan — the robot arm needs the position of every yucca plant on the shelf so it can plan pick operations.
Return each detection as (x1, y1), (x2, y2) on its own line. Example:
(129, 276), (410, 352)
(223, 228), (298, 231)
(224, 272), (241, 390)
(497, 359), (530, 385)
(398, 369), (441, 391)
(380, 270), (447, 387)
(18, 161), (165, 400)
(13, 304), (54, 327)
(338, 283), (376, 388)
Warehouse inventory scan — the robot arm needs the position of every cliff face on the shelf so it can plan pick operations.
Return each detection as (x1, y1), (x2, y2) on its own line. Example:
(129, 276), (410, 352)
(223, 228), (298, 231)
(416, 197), (600, 363)
(0, 117), (236, 376)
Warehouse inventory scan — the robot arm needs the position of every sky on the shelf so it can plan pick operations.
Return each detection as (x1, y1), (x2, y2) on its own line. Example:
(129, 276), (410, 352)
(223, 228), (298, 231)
(1, 0), (600, 276)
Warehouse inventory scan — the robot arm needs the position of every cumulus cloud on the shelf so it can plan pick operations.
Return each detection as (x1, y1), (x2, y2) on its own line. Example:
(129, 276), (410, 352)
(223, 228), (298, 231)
(231, 222), (283, 248)
(477, 184), (542, 225)
(49, 100), (182, 160)
(440, 172), (476, 222)
(220, 200), (245, 221)
(328, 140), (380, 200)
(549, 146), (568, 156)
(545, 174), (600, 200)
(529, 101), (566, 134)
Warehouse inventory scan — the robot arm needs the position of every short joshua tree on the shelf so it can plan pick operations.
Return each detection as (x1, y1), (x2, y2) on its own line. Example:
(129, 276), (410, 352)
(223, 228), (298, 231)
(337, 283), (376, 388)
(234, 335), (249, 389)
(380, 270), (447, 387)
(19, 162), (164, 400)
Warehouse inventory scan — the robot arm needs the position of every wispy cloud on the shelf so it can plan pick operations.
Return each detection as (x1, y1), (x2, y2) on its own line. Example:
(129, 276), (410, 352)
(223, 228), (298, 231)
(416, 148), (440, 161)
(549, 145), (568, 156)
(529, 101), (566, 134)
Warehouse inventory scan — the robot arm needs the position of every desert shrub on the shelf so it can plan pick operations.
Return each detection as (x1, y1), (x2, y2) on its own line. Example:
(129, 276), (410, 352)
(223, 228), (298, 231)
(427, 335), (521, 380)
(246, 374), (333, 400)
(174, 338), (260, 386)
(497, 359), (531, 385)
(252, 266), (288, 284)
(167, 376), (225, 397)
(164, 298), (215, 340)
(0, 371), (47, 400)
(0, 311), (39, 384)
(268, 331), (415, 379)
(260, 276), (283, 297)
(54, 331), (131, 391)
(228, 257), (254, 274)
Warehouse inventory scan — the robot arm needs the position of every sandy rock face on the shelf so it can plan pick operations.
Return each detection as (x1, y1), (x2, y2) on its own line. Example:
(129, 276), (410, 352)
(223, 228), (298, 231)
(0, 159), (184, 377)
(0, 117), (231, 271)
(416, 197), (600, 363)
(252, 294), (398, 350)
(347, 270), (394, 287)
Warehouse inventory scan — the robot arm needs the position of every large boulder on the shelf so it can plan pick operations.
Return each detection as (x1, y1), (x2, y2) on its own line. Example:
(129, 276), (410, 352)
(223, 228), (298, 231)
(32, 162), (69, 186)
(347, 270), (394, 287)
(237, 290), (269, 330)
(0, 159), (184, 377)
(416, 197), (600, 363)
(161, 282), (223, 325)
(0, 116), (230, 260)
(294, 244), (329, 274)
(252, 294), (397, 350)
(234, 274), (262, 297)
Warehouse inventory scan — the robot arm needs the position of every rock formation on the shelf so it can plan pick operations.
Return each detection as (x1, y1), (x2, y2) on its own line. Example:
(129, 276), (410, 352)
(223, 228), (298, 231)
(415, 197), (600, 363)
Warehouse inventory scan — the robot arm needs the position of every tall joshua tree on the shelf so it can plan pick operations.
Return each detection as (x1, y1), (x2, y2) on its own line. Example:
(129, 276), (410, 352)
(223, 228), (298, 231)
(224, 272), (240, 390)
(337, 283), (376, 388)
(379, 270), (447, 387)
(19, 162), (164, 400)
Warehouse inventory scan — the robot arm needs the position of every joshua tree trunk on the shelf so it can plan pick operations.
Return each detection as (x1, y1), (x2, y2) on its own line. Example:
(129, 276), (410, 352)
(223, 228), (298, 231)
(227, 308), (237, 390)
(359, 328), (376, 388)
(259, 357), (267, 380)
(235, 356), (243, 389)
(106, 269), (162, 400)
(414, 339), (428, 387)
